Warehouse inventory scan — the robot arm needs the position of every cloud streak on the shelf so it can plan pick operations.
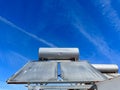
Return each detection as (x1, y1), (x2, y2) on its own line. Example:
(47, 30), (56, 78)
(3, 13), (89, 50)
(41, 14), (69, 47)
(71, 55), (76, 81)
(73, 20), (120, 63)
(0, 51), (29, 90)
(66, 0), (120, 63)
(0, 16), (56, 47)
(92, 0), (120, 32)
(0, 50), (28, 67)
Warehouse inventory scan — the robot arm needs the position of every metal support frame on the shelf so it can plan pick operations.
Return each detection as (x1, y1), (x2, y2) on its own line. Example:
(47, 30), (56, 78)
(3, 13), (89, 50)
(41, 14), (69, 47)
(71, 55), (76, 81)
(27, 83), (95, 90)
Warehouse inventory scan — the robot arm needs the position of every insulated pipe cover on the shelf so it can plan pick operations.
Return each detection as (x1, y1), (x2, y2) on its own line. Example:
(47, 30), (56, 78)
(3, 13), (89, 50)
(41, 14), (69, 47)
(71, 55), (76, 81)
(39, 48), (79, 60)
(92, 64), (119, 73)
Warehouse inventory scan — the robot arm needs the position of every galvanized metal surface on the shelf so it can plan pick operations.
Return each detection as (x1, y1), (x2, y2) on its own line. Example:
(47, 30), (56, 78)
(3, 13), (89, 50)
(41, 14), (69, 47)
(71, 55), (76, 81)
(39, 48), (79, 60)
(96, 76), (120, 90)
(61, 61), (107, 82)
(7, 61), (57, 84)
(92, 64), (118, 73)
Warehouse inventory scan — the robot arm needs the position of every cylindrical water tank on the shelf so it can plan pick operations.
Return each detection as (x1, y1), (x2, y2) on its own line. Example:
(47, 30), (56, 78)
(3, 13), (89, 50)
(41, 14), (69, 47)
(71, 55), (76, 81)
(39, 48), (79, 61)
(92, 64), (118, 73)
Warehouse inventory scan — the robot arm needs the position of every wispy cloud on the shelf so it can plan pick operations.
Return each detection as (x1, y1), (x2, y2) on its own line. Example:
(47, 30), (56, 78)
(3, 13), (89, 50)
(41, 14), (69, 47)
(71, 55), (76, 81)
(64, 0), (120, 63)
(0, 51), (29, 89)
(0, 16), (56, 47)
(73, 22), (120, 63)
(64, 0), (119, 63)
(0, 50), (28, 66)
(92, 0), (120, 32)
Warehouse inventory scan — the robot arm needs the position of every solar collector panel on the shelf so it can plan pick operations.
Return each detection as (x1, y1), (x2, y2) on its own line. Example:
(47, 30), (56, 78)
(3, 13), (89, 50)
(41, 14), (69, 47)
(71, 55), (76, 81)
(7, 61), (107, 84)
(7, 61), (58, 84)
(60, 61), (107, 82)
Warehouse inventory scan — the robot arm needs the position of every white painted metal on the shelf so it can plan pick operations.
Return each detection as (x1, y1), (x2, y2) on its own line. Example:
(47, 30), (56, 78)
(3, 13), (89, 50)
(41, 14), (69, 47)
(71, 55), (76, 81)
(92, 64), (118, 73)
(39, 48), (79, 60)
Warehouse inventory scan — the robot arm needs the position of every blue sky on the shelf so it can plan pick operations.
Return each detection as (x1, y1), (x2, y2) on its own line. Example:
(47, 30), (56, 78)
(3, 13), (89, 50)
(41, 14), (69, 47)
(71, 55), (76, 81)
(0, 0), (120, 89)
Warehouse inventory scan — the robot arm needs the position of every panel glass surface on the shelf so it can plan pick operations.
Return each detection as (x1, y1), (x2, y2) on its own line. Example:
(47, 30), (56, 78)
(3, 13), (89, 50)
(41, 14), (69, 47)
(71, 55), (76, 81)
(7, 61), (57, 83)
(60, 61), (107, 82)
(7, 61), (107, 84)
